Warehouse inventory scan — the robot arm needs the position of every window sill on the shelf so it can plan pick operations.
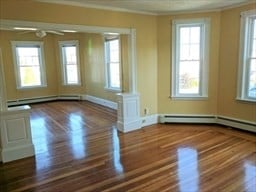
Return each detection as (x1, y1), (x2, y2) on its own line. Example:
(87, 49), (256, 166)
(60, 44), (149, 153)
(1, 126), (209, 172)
(104, 87), (122, 93)
(17, 85), (47, 90)
(170, 96), (208, 101)
(236, 98), (256, 103)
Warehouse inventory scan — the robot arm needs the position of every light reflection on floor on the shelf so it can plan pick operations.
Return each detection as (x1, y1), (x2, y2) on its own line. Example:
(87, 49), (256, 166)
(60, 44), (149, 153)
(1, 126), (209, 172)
(69, 113), (86, 159)
(112, 128), (124, 174)
(30, 117), (51, 170)
(244, 161), (256, 191)
(177, 147), (199, 192)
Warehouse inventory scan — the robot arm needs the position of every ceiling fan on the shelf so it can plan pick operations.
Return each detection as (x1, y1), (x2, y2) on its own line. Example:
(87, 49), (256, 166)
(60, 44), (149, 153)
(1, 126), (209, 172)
(15, 27), (64, 38)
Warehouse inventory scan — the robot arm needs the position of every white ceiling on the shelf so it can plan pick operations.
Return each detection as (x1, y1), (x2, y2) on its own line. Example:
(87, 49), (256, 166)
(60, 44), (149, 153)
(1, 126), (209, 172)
(37, 0), (255, 15)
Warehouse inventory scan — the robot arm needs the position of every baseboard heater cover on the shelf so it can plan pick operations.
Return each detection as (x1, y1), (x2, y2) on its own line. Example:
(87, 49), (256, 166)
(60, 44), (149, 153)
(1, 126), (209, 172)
(217, 116), (256, 133)
(7, 96), (58, 106)
(159, 115), (217, 124)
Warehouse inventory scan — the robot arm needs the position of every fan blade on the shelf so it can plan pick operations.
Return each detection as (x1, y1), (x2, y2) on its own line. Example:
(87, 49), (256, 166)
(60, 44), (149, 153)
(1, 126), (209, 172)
(19, 30), (34, 34)
(46, 30), (64, 35)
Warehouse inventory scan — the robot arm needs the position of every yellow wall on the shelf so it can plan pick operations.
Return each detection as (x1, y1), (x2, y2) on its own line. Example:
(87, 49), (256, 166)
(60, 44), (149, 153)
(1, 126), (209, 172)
(0, 0), (158, 115)
(157, 12), (221, 115)
(218, 3), (256, 122)
(0, 30), (129, 102)
(0, 30), (58, 100)
(0, 0), (255, 122)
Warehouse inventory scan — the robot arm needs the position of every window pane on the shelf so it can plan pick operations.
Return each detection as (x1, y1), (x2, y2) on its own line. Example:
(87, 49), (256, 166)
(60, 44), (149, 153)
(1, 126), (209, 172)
(180, 44), (190, 60)
(191, 27), (200, 44)
(109, 40), (119, 63)
(64, 46), (77, 64)
(66, 65), (78, 84)
(61, 43), (80, 85)
(252, 20), (256, 58)
(248, 59), (256, 98)
(179, 61), (200, 94)
(180, 27), (190, 44)
(180, 26), (200, 60)
(20, 66), (41, 87)
(109, 62), (120, 88)
(105, 38), (121, 90)
(190, 44), (200, 60)
(17, 47), (40, 66)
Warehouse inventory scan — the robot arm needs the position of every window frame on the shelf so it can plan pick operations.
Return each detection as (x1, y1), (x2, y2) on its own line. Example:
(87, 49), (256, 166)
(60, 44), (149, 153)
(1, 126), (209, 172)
(11, 41), (47, 89)
(59, 40), (81, 86)
(171, 18), (210, 99)
(104, 36), (122, 92)
(237, 9), (256, 102)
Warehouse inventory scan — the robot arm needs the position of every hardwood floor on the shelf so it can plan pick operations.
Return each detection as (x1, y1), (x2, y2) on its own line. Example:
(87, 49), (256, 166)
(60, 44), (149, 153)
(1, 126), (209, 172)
(0, 101), (255, 192)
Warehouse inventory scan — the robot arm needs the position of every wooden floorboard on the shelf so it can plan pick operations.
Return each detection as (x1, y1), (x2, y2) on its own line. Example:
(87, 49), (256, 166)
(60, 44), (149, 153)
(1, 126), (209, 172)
(0, 101), (255, 192)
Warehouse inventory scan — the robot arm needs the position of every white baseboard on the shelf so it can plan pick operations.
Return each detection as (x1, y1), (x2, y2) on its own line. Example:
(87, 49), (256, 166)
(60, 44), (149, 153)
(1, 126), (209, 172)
(58, 95), (81, 100)
(117, 119), (142, 133)
(1, 144), (35, 163)
(82, 95), (117, 110)
(141, 114), (159, 127)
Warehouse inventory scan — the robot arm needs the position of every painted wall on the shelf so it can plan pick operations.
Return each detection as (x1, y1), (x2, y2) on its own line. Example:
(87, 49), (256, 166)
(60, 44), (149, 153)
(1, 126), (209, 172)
(157, 12), (221, 115)
(218, 3), (256, 122)
(0, 30), (59, 100)
(0, 30), (129, 102)
(0, 0), (158, 115)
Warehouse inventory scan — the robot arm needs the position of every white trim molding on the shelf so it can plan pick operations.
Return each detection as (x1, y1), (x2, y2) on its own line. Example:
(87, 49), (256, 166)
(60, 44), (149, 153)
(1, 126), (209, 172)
(141, 114), (159, 127)
(82, 95), (118, 110)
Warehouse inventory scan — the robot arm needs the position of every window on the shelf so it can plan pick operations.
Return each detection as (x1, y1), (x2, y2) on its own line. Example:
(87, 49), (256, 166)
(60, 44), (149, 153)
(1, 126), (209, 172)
(12, 41), (46, 89)
(104, 36), (121, 91)
(172, 18), (210, 99)
(59, 40), (80, 85)
(238, 10), (256, 102)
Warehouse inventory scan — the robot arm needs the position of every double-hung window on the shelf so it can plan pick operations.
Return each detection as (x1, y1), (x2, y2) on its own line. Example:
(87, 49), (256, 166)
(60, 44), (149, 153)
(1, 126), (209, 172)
(59, 40), (81, 85)
(12, 41), (46, 89)
(104, 36), (121, 91)
(238, 10), (256, 102)
(172, 18), (210, 99)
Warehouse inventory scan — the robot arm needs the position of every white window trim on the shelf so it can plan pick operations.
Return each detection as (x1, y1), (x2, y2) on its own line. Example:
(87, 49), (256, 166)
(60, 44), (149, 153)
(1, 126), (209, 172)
(104, 36), (122, 92)
(59, 40), (81, 86)
(237, 9), (256, 102)
(11, 41), (47, 89)
(171, 18), (210, 99)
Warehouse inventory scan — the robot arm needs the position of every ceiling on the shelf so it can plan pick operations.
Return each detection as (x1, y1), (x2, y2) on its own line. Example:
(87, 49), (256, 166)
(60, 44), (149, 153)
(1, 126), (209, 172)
(37, 0), (255, 15)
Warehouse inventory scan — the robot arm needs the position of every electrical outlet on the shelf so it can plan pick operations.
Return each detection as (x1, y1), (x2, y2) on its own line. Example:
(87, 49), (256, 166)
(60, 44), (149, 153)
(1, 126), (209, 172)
(144, 108), (149, 115)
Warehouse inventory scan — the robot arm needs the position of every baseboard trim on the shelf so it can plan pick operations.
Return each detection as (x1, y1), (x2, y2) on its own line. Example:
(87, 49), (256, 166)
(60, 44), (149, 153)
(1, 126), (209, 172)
(117, 119), (142, 133)
(1, 144), (35, 163)
(82, 95), (117, 110)
(141, 114), (159, 127)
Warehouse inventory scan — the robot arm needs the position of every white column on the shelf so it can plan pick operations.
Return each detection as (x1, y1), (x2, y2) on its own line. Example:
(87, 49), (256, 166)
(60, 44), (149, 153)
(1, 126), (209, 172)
(0, 48), (35, 162)
(116, 29), (141, 133)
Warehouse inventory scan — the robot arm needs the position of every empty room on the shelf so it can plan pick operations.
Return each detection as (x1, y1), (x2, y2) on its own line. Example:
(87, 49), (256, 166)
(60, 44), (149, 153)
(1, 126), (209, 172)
(0, 0), (256, 191)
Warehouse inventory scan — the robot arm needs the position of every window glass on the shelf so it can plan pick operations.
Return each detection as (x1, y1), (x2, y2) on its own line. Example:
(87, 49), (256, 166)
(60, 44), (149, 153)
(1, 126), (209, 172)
(12, 42), (46, 88)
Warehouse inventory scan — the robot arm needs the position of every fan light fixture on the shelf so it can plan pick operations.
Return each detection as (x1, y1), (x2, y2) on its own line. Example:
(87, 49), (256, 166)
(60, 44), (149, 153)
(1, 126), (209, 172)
(14, 27), (37, 31)
(35, 31), (47, 38)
